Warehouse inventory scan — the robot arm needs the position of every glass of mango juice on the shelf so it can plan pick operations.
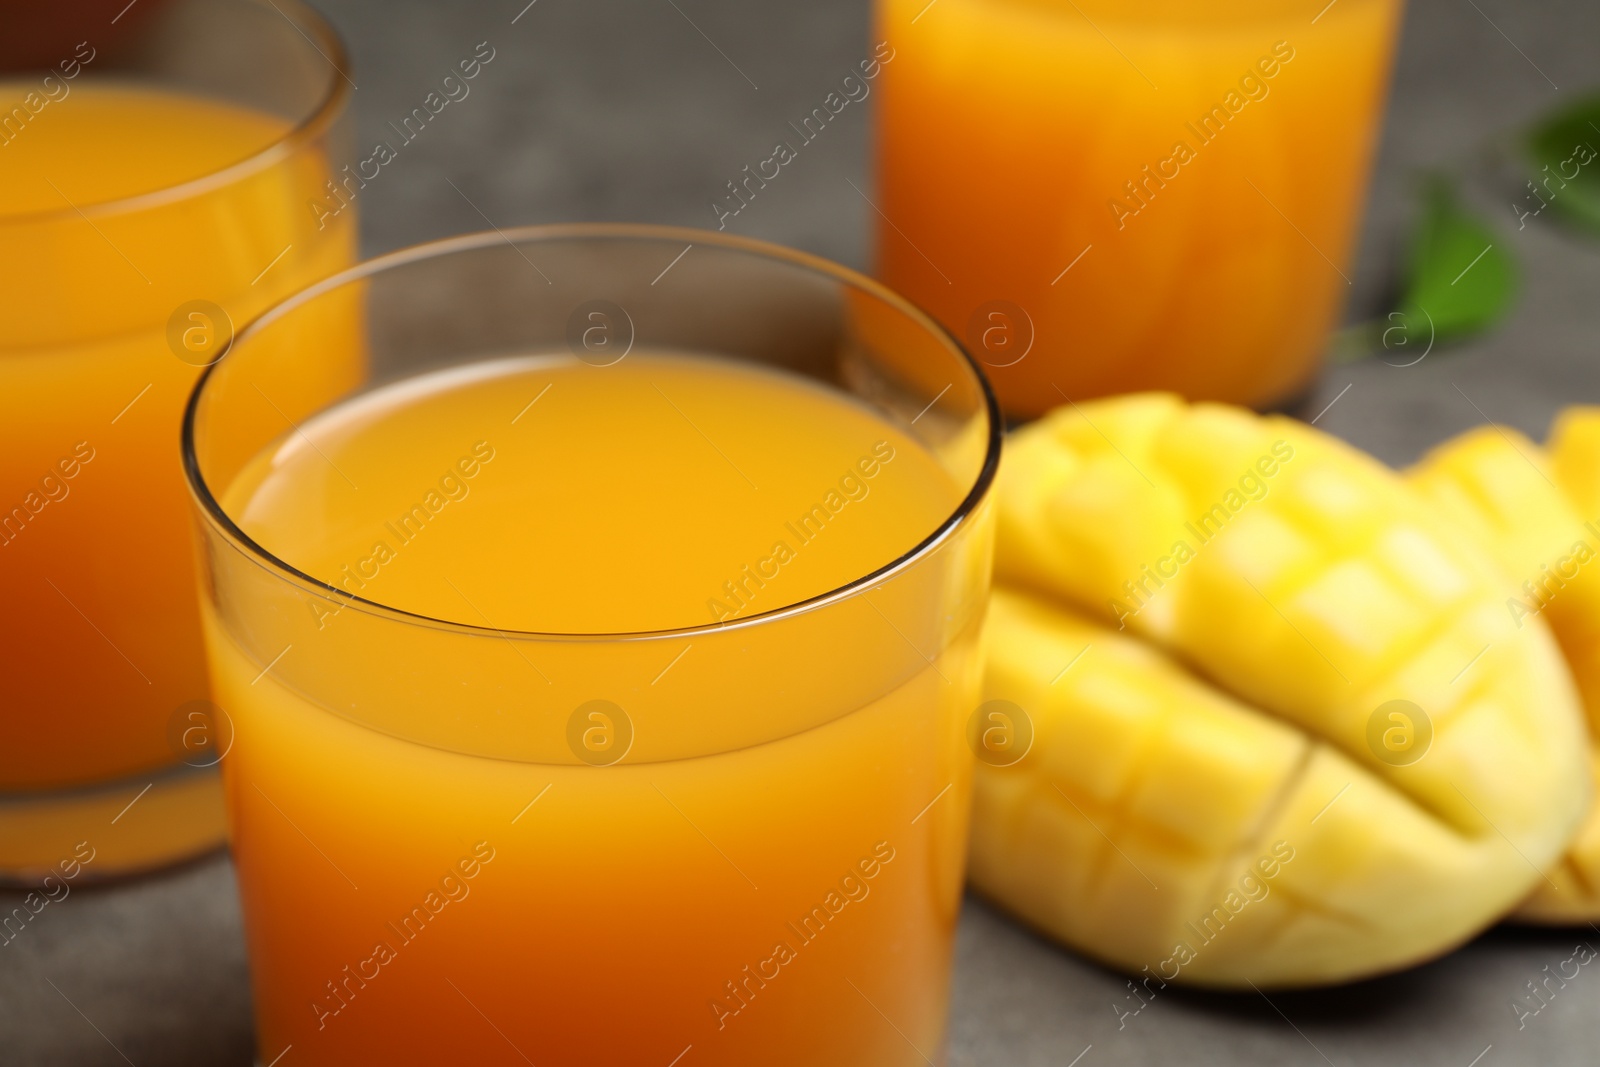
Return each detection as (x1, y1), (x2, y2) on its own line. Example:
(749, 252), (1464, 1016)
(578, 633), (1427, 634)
(181, 225), (1001, 1066)
(0, 0), (354, 880)
(873, 0), (1404, 416)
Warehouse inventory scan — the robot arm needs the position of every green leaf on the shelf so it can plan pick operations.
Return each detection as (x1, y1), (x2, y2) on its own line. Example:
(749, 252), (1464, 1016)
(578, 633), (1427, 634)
(1394, 174), (1518, 345)
(1523, 95), (1600, 235)
(1332, 174), (1517, 363)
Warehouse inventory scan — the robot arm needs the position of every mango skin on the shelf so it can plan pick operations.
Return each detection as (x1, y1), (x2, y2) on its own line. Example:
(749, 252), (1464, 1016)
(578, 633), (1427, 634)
(974, 393), (1590, 988)
(1410, 413), (1600, 922)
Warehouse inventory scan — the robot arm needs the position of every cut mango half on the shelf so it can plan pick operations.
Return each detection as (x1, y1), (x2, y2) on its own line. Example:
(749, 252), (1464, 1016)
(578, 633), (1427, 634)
(974, 394), (1590, 987)
(1411, 411), (1600, 923)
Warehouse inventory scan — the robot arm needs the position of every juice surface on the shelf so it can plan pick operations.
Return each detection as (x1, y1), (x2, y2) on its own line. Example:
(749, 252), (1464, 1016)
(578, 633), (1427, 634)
(0, 83), (352, 793)
(874, 0), (1402, 414)
(0, 83), (284, 214)
(207, 354), (984, 1066)
(224, 354), (960, 632)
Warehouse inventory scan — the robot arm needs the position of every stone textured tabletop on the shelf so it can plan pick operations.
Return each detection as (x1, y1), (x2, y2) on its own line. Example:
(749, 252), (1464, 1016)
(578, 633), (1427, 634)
(6, 0), (1600, 1063)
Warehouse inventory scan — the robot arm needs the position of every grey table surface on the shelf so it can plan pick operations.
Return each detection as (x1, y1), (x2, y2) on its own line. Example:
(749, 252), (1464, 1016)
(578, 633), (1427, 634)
(5, 0), (1600, 1063)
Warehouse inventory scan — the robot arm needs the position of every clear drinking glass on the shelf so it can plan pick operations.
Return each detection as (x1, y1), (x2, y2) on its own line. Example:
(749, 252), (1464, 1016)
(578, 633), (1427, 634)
(874, 0), (1404, 416)
(0, 0), (354, 881)
(183, 225), (1000, 1066)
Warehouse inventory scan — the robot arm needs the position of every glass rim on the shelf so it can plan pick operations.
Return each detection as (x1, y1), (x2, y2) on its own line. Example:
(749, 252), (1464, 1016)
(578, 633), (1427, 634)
(943, 0), (1377, 30)
(181, 222), (1003, 643)
(4, 0), (351, 226)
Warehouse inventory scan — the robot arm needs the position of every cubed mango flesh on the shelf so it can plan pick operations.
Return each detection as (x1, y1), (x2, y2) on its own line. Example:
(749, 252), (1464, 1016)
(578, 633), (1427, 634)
(1410, 412), (1600, 922)
(973, 394), (1590, 987)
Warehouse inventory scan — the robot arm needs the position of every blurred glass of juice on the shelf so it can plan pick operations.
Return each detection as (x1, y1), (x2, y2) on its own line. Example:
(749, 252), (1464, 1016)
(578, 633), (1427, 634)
(874, 0), (1404, 416)
(0, 0), (355, 880)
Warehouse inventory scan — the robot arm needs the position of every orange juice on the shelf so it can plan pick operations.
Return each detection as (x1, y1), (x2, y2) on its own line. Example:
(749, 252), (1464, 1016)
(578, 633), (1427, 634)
(875, 0), (1402, 415)
(207, 352), (984, 1065)
(0, 82), (352, 868)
